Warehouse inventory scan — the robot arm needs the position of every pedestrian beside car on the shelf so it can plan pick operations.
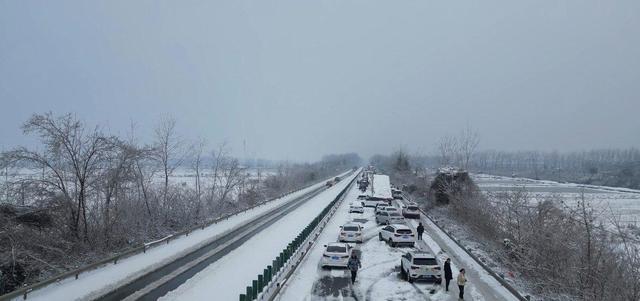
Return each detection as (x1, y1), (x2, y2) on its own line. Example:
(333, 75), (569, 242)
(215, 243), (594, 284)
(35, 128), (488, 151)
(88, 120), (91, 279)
(347, 253), (362, 284)
(416, 222), (424, 240)
(457, 268), (467, 300)
(444, 258), (453, 291)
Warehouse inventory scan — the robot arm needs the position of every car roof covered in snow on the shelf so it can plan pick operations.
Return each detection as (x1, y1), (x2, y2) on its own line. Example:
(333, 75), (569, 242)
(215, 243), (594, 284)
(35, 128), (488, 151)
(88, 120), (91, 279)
(327, 242), (349, 247)
(342, 223), (360, 228)
(390, 224), (411, 230)
(408, 251), (436, 258)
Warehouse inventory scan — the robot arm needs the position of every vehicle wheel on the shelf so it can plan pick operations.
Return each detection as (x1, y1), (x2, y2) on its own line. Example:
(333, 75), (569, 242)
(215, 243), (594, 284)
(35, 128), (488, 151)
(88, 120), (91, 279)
(389, 238), (395, 247)
(378, 233), (383, 241)
(400, 263), (406, 278)
(435, 279), (442, 285)
(408, 275), (414, 283)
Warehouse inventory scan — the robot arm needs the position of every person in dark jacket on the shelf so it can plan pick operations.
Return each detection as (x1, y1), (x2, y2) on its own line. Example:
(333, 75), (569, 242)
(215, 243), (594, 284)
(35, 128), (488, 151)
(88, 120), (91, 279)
(416, 223), (424, 240)
(347, 253), (362, 284)
(444, 258), (453, 291)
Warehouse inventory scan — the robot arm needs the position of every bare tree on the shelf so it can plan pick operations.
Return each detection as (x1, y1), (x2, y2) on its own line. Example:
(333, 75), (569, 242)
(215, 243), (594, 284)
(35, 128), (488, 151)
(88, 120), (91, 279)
(438, 135), (458, 167)
(458, 125), (480, 170)
(154, 117), (189, 206)
(191, 138), (206, 219)
(2, 113), (112, 240)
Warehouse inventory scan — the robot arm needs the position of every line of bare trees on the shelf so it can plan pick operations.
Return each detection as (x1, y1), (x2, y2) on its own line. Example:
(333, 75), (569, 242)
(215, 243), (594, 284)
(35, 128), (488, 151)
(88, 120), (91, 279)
(0, 112), (358, 294)
(434, 178), (640, 300)
(470, 149), (640, 189)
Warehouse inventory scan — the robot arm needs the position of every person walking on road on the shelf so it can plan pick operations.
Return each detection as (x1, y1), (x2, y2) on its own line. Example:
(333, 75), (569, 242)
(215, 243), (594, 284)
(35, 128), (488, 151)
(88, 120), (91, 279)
(347, 253), (362, 284)
(444, 258), (453, 291)
(457, 268), (467, 300)
(416, 222), (424, 240)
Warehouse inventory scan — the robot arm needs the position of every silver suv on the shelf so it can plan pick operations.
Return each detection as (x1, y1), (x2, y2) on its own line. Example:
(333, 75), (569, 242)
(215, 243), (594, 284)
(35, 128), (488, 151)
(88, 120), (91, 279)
(375, 211), (404, 225)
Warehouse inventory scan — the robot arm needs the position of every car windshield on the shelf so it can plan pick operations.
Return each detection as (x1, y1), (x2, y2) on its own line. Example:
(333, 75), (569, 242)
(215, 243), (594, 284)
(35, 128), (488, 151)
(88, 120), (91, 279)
(396, 229), (412, 234)
(413, 258), (438, 265)
(390, 213), (401, 217)
(343, 226), (359, 231)
(327, 246), (347, 253)
(407, 206), (419, 210)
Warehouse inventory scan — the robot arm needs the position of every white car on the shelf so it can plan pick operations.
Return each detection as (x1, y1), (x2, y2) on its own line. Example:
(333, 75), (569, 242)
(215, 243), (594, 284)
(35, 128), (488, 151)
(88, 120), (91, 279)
(362, 198), (388, 208)
(375, 206), (398, 215)
(401, 203), (421, 219)
(321, 242), (353, 268)
(378, 224), (415, 247)
(400, 251), (442, 283)
(349, 203), (364, 214)
(339, 223), (364, 243)
(374, 204), (389, 214)
(375, 211), (405, 225)
(392, 188), (403, 199)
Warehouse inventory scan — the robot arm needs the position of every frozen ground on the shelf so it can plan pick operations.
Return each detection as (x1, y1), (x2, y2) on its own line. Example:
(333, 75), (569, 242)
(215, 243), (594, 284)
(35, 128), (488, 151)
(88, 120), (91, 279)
(15, 173), (345, 301)
(474, 173), (640, 224)
(157, 172), (359, 301)
(277, 185), (519, 301)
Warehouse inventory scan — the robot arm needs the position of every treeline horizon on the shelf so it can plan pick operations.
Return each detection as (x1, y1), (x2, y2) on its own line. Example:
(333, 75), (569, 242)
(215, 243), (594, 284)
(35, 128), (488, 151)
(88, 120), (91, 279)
(0, 112), (360, 295)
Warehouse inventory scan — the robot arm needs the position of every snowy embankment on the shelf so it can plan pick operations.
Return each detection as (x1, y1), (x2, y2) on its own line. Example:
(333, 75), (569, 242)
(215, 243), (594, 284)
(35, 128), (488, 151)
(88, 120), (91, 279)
(277, 187), (519, 301)
(17, 172), (351, 301)
(157, 172), (359, 301)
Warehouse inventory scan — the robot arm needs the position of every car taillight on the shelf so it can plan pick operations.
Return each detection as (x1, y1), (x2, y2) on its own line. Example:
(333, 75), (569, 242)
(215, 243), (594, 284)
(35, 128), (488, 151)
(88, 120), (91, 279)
(340, 232), (345, 235)
(323, 255), (331, 258)
(411, 266), (420, 270)
(433, 267), (441, 270)
(394, 234), (401, 237)
(356, 233), (361, 236)
(341, 255), (350, 258)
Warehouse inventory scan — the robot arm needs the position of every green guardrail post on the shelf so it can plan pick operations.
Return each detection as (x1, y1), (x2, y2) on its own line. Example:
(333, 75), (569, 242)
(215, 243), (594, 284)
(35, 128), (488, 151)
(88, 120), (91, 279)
(264, 268), (269, 283)
(240, 294), (246, 301)
(268, 265), (273, 282)
(246, 286), (252, 300)
(252, 280), (258, 299)
(258, 275), (264, 293)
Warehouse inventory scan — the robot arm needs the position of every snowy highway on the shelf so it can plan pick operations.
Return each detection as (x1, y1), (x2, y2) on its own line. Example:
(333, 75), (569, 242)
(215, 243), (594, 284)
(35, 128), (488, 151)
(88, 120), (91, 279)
(154, 172), (359, 301)
(277, 183), (520, 301)
(11, 172), (355, 301)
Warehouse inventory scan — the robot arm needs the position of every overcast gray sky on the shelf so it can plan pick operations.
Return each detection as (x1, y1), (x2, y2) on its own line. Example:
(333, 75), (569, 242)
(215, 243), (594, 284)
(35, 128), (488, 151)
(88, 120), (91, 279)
(1, 1), (639, 161)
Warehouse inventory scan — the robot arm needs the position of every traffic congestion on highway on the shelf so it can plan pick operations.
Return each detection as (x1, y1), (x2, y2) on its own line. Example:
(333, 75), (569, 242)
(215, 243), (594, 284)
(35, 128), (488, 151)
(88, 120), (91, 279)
(277, 169), (518, 301)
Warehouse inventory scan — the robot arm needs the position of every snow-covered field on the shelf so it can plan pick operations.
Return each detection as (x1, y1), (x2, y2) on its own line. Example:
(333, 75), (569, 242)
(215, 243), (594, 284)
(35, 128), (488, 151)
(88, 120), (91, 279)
(474, 174), (640, 224)
(277, 185), (518, 301)
(0, 167), (277, 190)
(14, 173), (337, 301)
(157, 172), (359, 301)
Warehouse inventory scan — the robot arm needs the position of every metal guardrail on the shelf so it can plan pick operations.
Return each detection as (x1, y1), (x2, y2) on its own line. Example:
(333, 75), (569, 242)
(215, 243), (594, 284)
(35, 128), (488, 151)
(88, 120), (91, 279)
(238, 171), (359, 301)
(402, 193), (531, 301)
(0, 170), (352, 301)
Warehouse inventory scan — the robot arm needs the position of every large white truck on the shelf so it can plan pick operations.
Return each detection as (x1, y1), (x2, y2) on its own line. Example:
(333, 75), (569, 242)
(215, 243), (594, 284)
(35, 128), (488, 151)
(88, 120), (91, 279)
(362, 174), (393, 207)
